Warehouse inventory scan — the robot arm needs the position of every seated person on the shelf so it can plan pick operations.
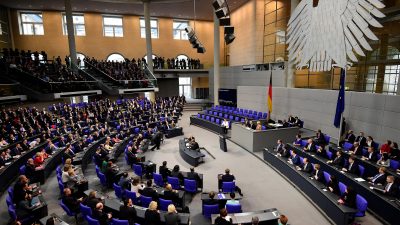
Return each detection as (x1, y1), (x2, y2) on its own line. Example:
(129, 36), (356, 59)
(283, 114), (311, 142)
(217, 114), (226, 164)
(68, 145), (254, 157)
(140, 180), (159, 201)
(144, 201), (161, 225)
(92, 202), (112, 225)
(62, 188), (83, 213)
(203, 191), (218, 205)
(159, 161), (171, 181)
(189, 138), (199, 150)
(17, 193), (41, 220)
(170, 165), (184, 183)
(314, 130), (326, 146)
(293, 134), (302, 146)
(361, 147), (377, 162)
(288, 151), (301, 166)
(250, 121), (257, 130)
(243, 118), (251, 128)
(220, 168), (243, 196)
(225, 192), (240, 205)
(279, 215), (289, 225)
(303, 139), (316, 152)
(383, 176), (398, 197)
(187, 167), (202, 185)
(126, 146), (139, 165)
(311, 164), (324, 182)
(255, 121), (262, 131)
(83, 191), (102, 210)
(13, 175), (32, 204)
(326, 175), (340, 195)
(368, 167), (386, 185)
(131, 177), (145, 198)
(341, 155), (359, 175)
(105, 161), (119, 187)
(349, 142), (362, 156)
(33, 152), (45, 167)
(275, 139), (286, 155)
(341, 130), (356, 146)
(163, 184), (179, 203)
(377, 153), (391, 168)
(327, 150), (345, 168)
(118, 172), (131, 190)
(215, 208), (232, 225)
(164, 204), (180, 225)
(316, 145), (326, 157)
(61, 165), (71, 185)
(119, 198), (137, 225)
(390, 142), (399, 160)
(296, 158), (313, 174)
(25, 158), (40, 182)
(379, 140), (392, 155)
(338, 186), (357, 209)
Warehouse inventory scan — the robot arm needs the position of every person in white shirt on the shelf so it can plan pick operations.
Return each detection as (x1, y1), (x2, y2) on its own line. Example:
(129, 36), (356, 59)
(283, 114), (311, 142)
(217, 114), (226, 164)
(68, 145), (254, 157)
(221, 119), (229, 134)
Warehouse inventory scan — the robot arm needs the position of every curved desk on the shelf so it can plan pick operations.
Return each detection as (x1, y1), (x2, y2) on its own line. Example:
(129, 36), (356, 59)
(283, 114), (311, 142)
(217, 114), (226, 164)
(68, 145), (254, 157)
(179, 139), (205, 167)
(211, 208), (280, 225)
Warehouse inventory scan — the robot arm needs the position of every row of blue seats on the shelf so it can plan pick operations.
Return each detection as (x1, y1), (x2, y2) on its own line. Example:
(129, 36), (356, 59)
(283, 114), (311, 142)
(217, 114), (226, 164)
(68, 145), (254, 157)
(197, 114), (232, 128)
(212, 105), (268, 118)
(208, 108), (268, 120)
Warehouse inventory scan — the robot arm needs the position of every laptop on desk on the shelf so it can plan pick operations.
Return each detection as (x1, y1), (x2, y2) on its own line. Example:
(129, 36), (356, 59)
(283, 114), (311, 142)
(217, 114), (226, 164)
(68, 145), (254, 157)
(370, 184), (385, 193)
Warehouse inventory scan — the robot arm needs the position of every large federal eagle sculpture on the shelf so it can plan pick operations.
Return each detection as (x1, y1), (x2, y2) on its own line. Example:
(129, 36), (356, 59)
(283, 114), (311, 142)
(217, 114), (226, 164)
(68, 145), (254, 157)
(287, 0), (385, 72)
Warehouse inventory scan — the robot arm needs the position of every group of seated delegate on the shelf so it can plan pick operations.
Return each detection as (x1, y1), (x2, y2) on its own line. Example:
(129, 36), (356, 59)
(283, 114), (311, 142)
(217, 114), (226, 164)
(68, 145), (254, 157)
(241, 115), (303, 131)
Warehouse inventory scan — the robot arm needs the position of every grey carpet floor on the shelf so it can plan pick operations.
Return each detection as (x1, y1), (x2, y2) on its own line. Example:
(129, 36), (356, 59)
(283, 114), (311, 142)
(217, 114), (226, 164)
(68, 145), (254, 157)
(0, 112), (383, 225)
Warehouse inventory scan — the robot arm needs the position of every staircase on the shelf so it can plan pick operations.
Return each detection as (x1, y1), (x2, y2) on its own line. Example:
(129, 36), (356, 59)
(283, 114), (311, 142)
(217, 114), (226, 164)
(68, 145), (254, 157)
(183, 103), (204, 112)
(83, 68), (120, 95)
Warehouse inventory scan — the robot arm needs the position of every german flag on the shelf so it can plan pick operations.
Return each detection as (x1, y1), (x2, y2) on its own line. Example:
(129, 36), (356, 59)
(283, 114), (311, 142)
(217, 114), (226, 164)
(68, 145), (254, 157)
(267, 74), (272, 115)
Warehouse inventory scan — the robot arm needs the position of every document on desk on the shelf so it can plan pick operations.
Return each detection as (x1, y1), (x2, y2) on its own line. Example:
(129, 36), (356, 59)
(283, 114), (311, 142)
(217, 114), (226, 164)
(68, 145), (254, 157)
(354, 178), (365, 182)
(322, 188), (328, 192)
(218, 193), (226, 199)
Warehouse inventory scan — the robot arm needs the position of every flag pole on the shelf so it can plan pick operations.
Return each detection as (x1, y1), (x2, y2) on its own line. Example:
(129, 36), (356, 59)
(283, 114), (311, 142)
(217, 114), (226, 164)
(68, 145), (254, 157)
(337, 68), (346, 146)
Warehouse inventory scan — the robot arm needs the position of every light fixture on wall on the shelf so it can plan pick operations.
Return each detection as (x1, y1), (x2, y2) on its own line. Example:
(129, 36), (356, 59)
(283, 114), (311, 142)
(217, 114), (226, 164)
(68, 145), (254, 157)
(213, 0), (235, 45)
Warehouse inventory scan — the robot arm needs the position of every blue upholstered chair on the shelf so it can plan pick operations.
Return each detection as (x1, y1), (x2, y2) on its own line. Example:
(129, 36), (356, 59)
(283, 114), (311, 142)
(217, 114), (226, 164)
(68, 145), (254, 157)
(167, 176), (181, 190)
(222, 182), (235, 193)
(184, 179), (197, 193)
(203, 204), (219, 219)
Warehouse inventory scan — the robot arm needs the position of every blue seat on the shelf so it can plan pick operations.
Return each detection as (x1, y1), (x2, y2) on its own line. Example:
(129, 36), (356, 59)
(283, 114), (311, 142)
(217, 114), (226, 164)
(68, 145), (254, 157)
(358, 165), (365, 177)
(262, 126), (266, 130)
(211, 117), (215, 123)
(133, 164), (143, 178)
(222, 182), (235, 193)
(134, 128), (140, 134)
(362, 148), (368, 156)
(184, 179), (197, 193)
(323, 172), (331, 185)
(326, 151), (333, 160)
(219, 113), (223, 117)
(206, 116), (210, 120)
(197, 114), (201, 118)
(235, 117), (240, 121)
(80, 203), (92, 217)
(98, 172), (107, 187)
(6, 195), (13, 207)
(159, 198), (173, 211)
(8, 205), (17, 221)
(113, 183), (124, 199)
(301, 140), (308, 147)
(167, 176), (181, 190)
(373, 142), (380, 151)
(7, 187), (13, 199)
(324, 135), (331, 144)
(56, 166), (62, 175)
(229, 115), (234, 120)
(203, 204), (219, 219)
(226, 204), (242, 213)
(58, 181), (65, 196)
(140, 195), (152, 208)
(86, 215), (100, 225)
(263, 112), (268, 118)
(19, 165), (26, 175)
(153, 173), (165, 187)
(339, 182), (347, 195)
(390, 160), (400, 170)
(355, 194), (368, 217)
(111, 218), (129, 225)
(125, 190), (137, 204)
(60, 199), (77, 221)
(216, 118), (220, 124)
(343, 142), (353, 151)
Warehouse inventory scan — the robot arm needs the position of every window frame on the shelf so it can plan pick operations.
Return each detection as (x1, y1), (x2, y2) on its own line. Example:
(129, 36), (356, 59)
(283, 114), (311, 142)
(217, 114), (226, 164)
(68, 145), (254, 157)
(140, 18), (159, 39)
(172, 20), (189, 40)
(19, 11), (44, 35)
(62, 13), (86, 36)
(102, 15), (124, 37)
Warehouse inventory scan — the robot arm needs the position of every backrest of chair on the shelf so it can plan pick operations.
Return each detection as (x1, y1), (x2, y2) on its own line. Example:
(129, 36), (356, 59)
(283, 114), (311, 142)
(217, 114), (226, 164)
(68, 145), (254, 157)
(60, 200), (73, 216)
(7, 187), (13, 199)
(6, 195), (13, 207)
(301, 140), (308, 147)
(112, 218), (129, 225)
(125, 190), (137, 202)
(86, 215), (100, 225)
(323, 172), (331, 185)
(98, 172), (107, 186)
(222, 182), (235, 193)
(226, 204), (242, 213)
(343, 142), (353, 151)
(358, 165), (365, 177)
(203, 204), (219, 218)
(140, 195), (152, 207)
(355, 194), (368, 217)
(80, 203), (92, 217)
(184, 179), (197, 192)
(390, 160), (400, 170)
(133, 164), (142, 176)
(326, 151), (333, 160)
(56, 166), (62, 175)
(339, 182), (347, 195)
(153, 173), (164, 187)
(19, 165), (26, 175)
(159, 198), (173, 211)
(8, 205), (17, 220)
(113, 183), (123, 198)
(167, 176), (180, 189)
(324, 135), (330, 144)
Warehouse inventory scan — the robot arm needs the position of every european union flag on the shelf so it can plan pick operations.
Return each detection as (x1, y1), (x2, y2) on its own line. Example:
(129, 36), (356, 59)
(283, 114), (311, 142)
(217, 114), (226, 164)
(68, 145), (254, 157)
(334, 68), (346, 128)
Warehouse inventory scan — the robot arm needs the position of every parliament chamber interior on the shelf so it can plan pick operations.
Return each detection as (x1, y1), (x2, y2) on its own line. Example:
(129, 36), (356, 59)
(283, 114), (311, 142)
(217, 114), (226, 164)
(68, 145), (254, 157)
(0, 0), (400, 225)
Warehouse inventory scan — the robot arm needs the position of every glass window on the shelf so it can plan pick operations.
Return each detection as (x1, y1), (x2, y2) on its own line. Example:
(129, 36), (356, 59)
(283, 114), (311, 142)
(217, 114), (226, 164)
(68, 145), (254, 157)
(179, 77), (191, 85)
(140, 18), (158, 38)
(107, 53), (125, 62)
(103, 16), (123, 37)
(20, 12), (44, 35)
(173, 20), (189, 40)
(62, 14), (85, 36)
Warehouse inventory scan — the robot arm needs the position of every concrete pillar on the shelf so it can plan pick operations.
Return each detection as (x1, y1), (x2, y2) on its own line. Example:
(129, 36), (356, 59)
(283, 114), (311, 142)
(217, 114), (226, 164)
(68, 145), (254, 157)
(65, 0), (77, 72)
(213, 13), (220, 105)
(286, 0), (300, 88)
(7, 8), (15, 49)
(143, 1), (154, 73)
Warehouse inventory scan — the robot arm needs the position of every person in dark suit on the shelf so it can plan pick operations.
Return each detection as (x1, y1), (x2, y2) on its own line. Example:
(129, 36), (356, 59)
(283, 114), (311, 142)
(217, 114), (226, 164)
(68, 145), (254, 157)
(390, 142), (399, 160)
(383, 176), (398, 197)
(297, 158), (313, 174)
(221, 168), (243, 196)
(303, 139), (317, 152)
(355, 132), (367, 147)
(140, 180), (158, 201)
(92, 203), (112, 225)
(362, 147), (378, 162)
(343, 130), (356, 145)
(119, 198), (137, 225)
(349, 142), (362, 156)
(203, 191), (219, 205)
(275, 139), (285, 154)
(118, 172), (131, 191)
(367, 167), (386, 185)
(215, 208), (233, 225)
(289, 151), (301, 166)
(163, 184), (179, 203)
(327, 175), (340, 195)
(62, 188), (82, 213)
(144, 201), (161, 225)
(311, 164), (324, 182)
(342, 155), (359, 175)
(327, 150), (345, 168)
(17, 193), (40, 220)
(314, 130), (326, 146)
(170, 165), (184, 183)
(316, 145), (327, 158)
(164, 204), (181, 225)
(25, 158), (37, 183)
(105, 161), (118, 187)
(338, 186), (357, 209)
(83, 191), (101, 210)
(189, 138), (199, 150)
(13, 175), (31, 204)
(159, 161), (171, 181)
(187, 167), (201, 185)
